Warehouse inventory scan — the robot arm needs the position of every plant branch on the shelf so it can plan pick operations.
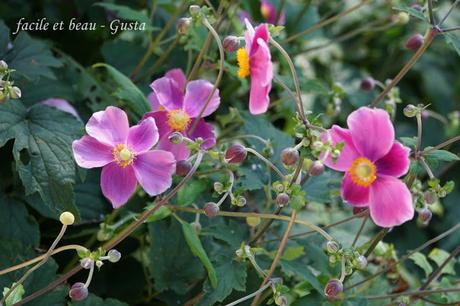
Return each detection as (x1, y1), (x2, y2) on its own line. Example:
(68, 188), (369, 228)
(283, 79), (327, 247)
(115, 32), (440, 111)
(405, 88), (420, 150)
(424, 134), (460, 153)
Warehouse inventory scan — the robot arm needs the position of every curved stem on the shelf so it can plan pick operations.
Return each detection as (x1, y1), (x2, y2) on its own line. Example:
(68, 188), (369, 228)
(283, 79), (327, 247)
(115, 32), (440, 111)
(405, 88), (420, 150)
(225, 280), (273, 306)
(416, 113), (423, 153)
(245, 147), (286, 180)
(216, 169), (235, 207)
(352, 215), (368, 247)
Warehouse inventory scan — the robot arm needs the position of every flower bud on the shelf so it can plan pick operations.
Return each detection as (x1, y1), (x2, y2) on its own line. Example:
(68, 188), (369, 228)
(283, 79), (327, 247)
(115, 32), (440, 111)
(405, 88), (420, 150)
(397, 12), (410, 24)
(80, 258), (93, 269)
(275, 295), (288, 306)
(69, 283), (88, 301)
(189, 5), (201, 15)
(225, 144), (247, 163)
(360, 77), (375, 91)
(8, 86), (21, 99)
(169, 131), (183, 144)
(0, 60), (8, 73)
(213, 182), (224, 193)
(223, 36), (240, 53)
(204, 202), (219, 218)
(276, 192), (289, 207)
(108, 249), (121, 263)
(324, 279), (343, 300)
(424, 191), (437, 205)
(235, 195), (247, 207)
(191, 221), (202, 234)
(246, 216), (261, 227)
(405, 34), (424, 51)
(403, 104), (418, 117)
(176, 159), (192, 176)
(311, 141), (323, 151)
(410, 3), (422, 11)
(355, 255), (367, 269)
(59, 211), (75, 225)
(418, 208), (432, 225)
(280, 147), (299, 166)
(177, 17), (192, 34)
(325, 240), (340, 254)
(309, 160), (325, 176)
(96, 260), (104, 268)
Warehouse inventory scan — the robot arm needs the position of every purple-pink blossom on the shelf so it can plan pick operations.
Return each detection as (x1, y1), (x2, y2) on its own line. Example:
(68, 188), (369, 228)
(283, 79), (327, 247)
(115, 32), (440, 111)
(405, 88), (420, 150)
(323, 107), (414, 227)
(72, 106), (176, 208)
(260, 0), (285, 25)
(144, 68), (219, 161)
(41, 98), (81, 120)
(237, 20), (273, 115)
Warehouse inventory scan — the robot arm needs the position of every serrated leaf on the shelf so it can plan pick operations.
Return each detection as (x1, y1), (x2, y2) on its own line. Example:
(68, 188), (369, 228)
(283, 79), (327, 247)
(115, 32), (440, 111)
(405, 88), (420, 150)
(0, 102), (82, 220)
(428, 248), (457, 275)
(409, 252), (433, 277)
(181, 221), (218, 288)
(176, 179), (207, 206)
(3, 283), (25, 306)
(444, 32), (460, 57)
(399, 136), (417, 148)
(424, 149), (460, 162)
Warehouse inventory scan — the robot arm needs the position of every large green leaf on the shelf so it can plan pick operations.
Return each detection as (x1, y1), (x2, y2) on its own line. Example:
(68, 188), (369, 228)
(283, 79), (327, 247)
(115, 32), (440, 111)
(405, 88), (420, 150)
(69, 293), (128, 306)
(409, 252), (433, 277)
(94, 3), (156, 29)
(0, 102), (82, 220)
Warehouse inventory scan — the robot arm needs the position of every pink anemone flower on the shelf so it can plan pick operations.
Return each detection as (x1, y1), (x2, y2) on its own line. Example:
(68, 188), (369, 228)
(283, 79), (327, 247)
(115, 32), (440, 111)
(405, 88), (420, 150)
(41, 98), (81, 120)
(72, 106), (176, 208)
(237, 19), (273, 115)
(260, 0), (285, 25)
(144, 68), (220, 161)
(323, 107), (414, 227)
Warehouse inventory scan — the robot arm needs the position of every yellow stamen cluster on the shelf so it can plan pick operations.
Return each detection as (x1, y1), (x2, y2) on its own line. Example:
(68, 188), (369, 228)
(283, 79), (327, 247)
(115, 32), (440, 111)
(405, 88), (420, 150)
(167, 109), (191, 131)
(236, 48), (250, 78)
(112, 144), (134, 167)
(348, 157), (377, 187)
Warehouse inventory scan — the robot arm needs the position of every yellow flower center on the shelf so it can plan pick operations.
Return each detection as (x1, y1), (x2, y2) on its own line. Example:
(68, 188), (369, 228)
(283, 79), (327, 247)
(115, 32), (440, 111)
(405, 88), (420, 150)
(237, 48), (250, 78)
(167, 109), (191, 131)
(112, 144), (134, 167)
(348, 157), (377, 187)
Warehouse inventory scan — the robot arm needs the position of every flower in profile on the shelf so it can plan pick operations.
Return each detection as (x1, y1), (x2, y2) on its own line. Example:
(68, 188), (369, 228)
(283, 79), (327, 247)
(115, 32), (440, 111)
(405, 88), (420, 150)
(72, 106), (176, 208)
(322, 107), (413, 227)
(144, 68), (220, 160)
(237, 19), (273, 115)
(260, 0), (285, 25)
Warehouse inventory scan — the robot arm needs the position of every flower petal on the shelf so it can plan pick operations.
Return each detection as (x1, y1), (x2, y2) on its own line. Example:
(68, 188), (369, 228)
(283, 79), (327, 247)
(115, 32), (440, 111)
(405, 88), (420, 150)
(133, 150), (176, 196)
(86, 106), (129, 146)
(347, 107), (394, 161)
(341, 173), (370, 206)
(147, 92), (161, 112)
(165, 69), (187, 92)
(376, 142), (410, 177)
(41, 98), (81, 120)
(183, 80), (220, 118)
(127, 117), (159, 154)
(322, 125), (360, 172)
(101, 163), (137, 208)
(188, 119), (216, 149)
(72, 136), (113, 168)
(249, 38), (273, 115)
(369, 175), (414, 227)
(249, 24), (269, 56)
(150, 76), (184, 111)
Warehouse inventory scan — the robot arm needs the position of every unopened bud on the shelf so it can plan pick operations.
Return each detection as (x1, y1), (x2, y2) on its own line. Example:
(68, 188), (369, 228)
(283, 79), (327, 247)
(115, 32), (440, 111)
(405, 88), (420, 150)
(424, 191), (437, 205)
(176, 159), (192, 176)
(280, 147), (299, 166)
(311, 141), (323, 151)
(403, 104), (418, 117)
(177, 17), (192, 34)
(191, 221), (202, 234)
(80, 258), (93, 269)
(360, 77), (375, 91)
(96, 260), (104, 268)
(59, 211), (75, 225)
(204, 202), (219, 218)
(405, 34), (424, 51)
(235, 195), (246, 207)
(410, 3), (422, 11)
(69, 283), (88, 301)
(397, 12), (410, 24)
(246, 216), (261, 227)
(324, 279), (343, 300)
(8, 86), (21, 99)
(419, 208), (432, 225)
(0, 60), (8, 72)
(108, 249), (121, 263)
(189, 5), (201, 16)
(355, 255), (367, 269)
(225, 144), (247, 163)
(276, 193), (289, 207)
(309, 160), (325, 176)
(214, 182), (224, 193)
(275, 295), (288, 306)
(169, 131), (183, 144)
(325, 240), (340, 254)
(223, 36), (240, 53)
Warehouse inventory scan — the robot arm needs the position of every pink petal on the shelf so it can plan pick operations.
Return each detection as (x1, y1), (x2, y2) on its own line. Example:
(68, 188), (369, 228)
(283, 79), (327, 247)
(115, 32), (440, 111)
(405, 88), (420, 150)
(183, 80), (220, 118)
(341, 173), (370, 206)
(150, 76), (184, 111)
(322, 125), (360, 172)
(133, 150), (176, 196)
(249, 24), (270, 56)
(147, 92), (161, 112)
(41, 98), (81, 120)
(101, 163), (137, 208)
(72, 136), (113, 168)
(244, 18), (255, 47)
(165, 69), (187, 92)
(127, 117), (159, 154)
(347, 107), (395, 161)
(86, 106), (129, 146)
(375, 142), (410, 177)
(188, 119), (216, 149)
(369, 175), (414, 227)
(249, 38), (273, 115)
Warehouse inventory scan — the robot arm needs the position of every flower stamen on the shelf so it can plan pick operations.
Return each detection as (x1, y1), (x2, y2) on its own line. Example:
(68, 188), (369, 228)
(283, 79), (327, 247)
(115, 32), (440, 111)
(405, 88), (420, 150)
(348, 157), (377, 187)
(237, 48), (250, 78)
(112, 144), (134, 167)
(167, 109), (191, 131)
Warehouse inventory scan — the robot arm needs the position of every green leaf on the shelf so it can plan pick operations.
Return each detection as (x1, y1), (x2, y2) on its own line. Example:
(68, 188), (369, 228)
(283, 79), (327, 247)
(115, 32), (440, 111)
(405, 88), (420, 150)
(0, 20), (10, 53)
(145, 206), (172, 222)
(281, 246), (305, 261)
(303, 79), (330, 96)
(303, 170), (341, 203)
(94, 3), (156, 30)
(69, 293), (128, 306)
(176, 180), (207, 206)
(393, 5), (429, 22)
(428, 248), (457, 276)
(238, 166), (265, 191)
(3, 283), (25, 306)
(409, 252), (433, 277)
(424, 149), (460, 162)
(444, 32), (460, 57)
(0, 102), (82, 220)
(399, 136), (417, 148)
(181, 221), (218, 288)
(92, 63), (150, 118)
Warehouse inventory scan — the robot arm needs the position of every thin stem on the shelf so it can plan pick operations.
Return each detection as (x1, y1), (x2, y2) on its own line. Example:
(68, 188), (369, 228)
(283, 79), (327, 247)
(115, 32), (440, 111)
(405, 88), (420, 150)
(216, 170), (235, 207)
(423, 110), (449, 125)
(219, 134), (269, 146)
(441, 26), (460, 33)
(244, 246), (268, 278)
(188, 17), (225, 134)
(251, 210), (297, 306)
(416, 113), (423, 153)
(366, 287), (460, 300)
(424, 134), (460, 153)
(225, 280), (273, 306)
(419, 245), (460, 290)
(370, 28), (437, 107)
(84, 262), (95, 288)
(245, 147), (286, 180)
(438, 0), (460, 26)
(428, 0), (435, 25)
(364, 228), (390, 258)
(250, 207), (282, 245)
(419, 157), (435, 179)
(339, 257), (347, 282)
(352, 215), (368, 247)
(283, 0), (369, 43)
(138, 36), (180, 81)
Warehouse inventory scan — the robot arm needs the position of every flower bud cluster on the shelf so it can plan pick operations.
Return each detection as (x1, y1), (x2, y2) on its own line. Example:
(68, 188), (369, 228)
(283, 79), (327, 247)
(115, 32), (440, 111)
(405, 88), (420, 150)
(272, 180), (305, 210)
(0, 61), (22, 103)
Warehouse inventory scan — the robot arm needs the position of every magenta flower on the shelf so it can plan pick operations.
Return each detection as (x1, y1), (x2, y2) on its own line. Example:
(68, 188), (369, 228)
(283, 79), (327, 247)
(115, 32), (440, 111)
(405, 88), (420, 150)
(323, 107), (414, 227)
(260, 0), (285, 25)
(72, 106), (176, 208)
(41, 98), (81, 120)
(144, 69), (219, 161)
(237, 20), (273, 115)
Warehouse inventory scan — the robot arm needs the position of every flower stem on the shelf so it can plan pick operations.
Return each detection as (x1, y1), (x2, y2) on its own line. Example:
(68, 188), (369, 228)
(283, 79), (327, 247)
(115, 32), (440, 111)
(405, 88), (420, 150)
(419, 157), (435, 179)
(366, 287), (460, 300)
(216, 169), (235, 207)
(438, 0), (460, 26)
(416, 112), (423, 153)
(225, 280), (273, 306)
(245, 147), (286, 180)
(352, 214), (368, 247)
(363, 228), (390, 258)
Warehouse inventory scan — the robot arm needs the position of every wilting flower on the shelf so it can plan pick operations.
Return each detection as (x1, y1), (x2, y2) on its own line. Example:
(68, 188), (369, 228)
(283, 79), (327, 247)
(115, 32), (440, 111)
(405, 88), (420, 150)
(72, 106), (176, 208)
(237, 20), (273, 115)
(144, 68), (219, 160)
(323, 107), (413, 227)
(41, 98), (81, 120)
(260, 0), (285, 25)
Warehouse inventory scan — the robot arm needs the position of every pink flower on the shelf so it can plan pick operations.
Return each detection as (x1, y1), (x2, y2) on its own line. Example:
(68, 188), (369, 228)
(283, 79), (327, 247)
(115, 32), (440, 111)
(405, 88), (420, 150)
(237, 20), (273, 115)
(260, 0), (285, 25)
(323, 107), (414, 227)
(41, 98), (81, 120)
(144, 69), (219, 161)
(72, 106), (176, 208)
